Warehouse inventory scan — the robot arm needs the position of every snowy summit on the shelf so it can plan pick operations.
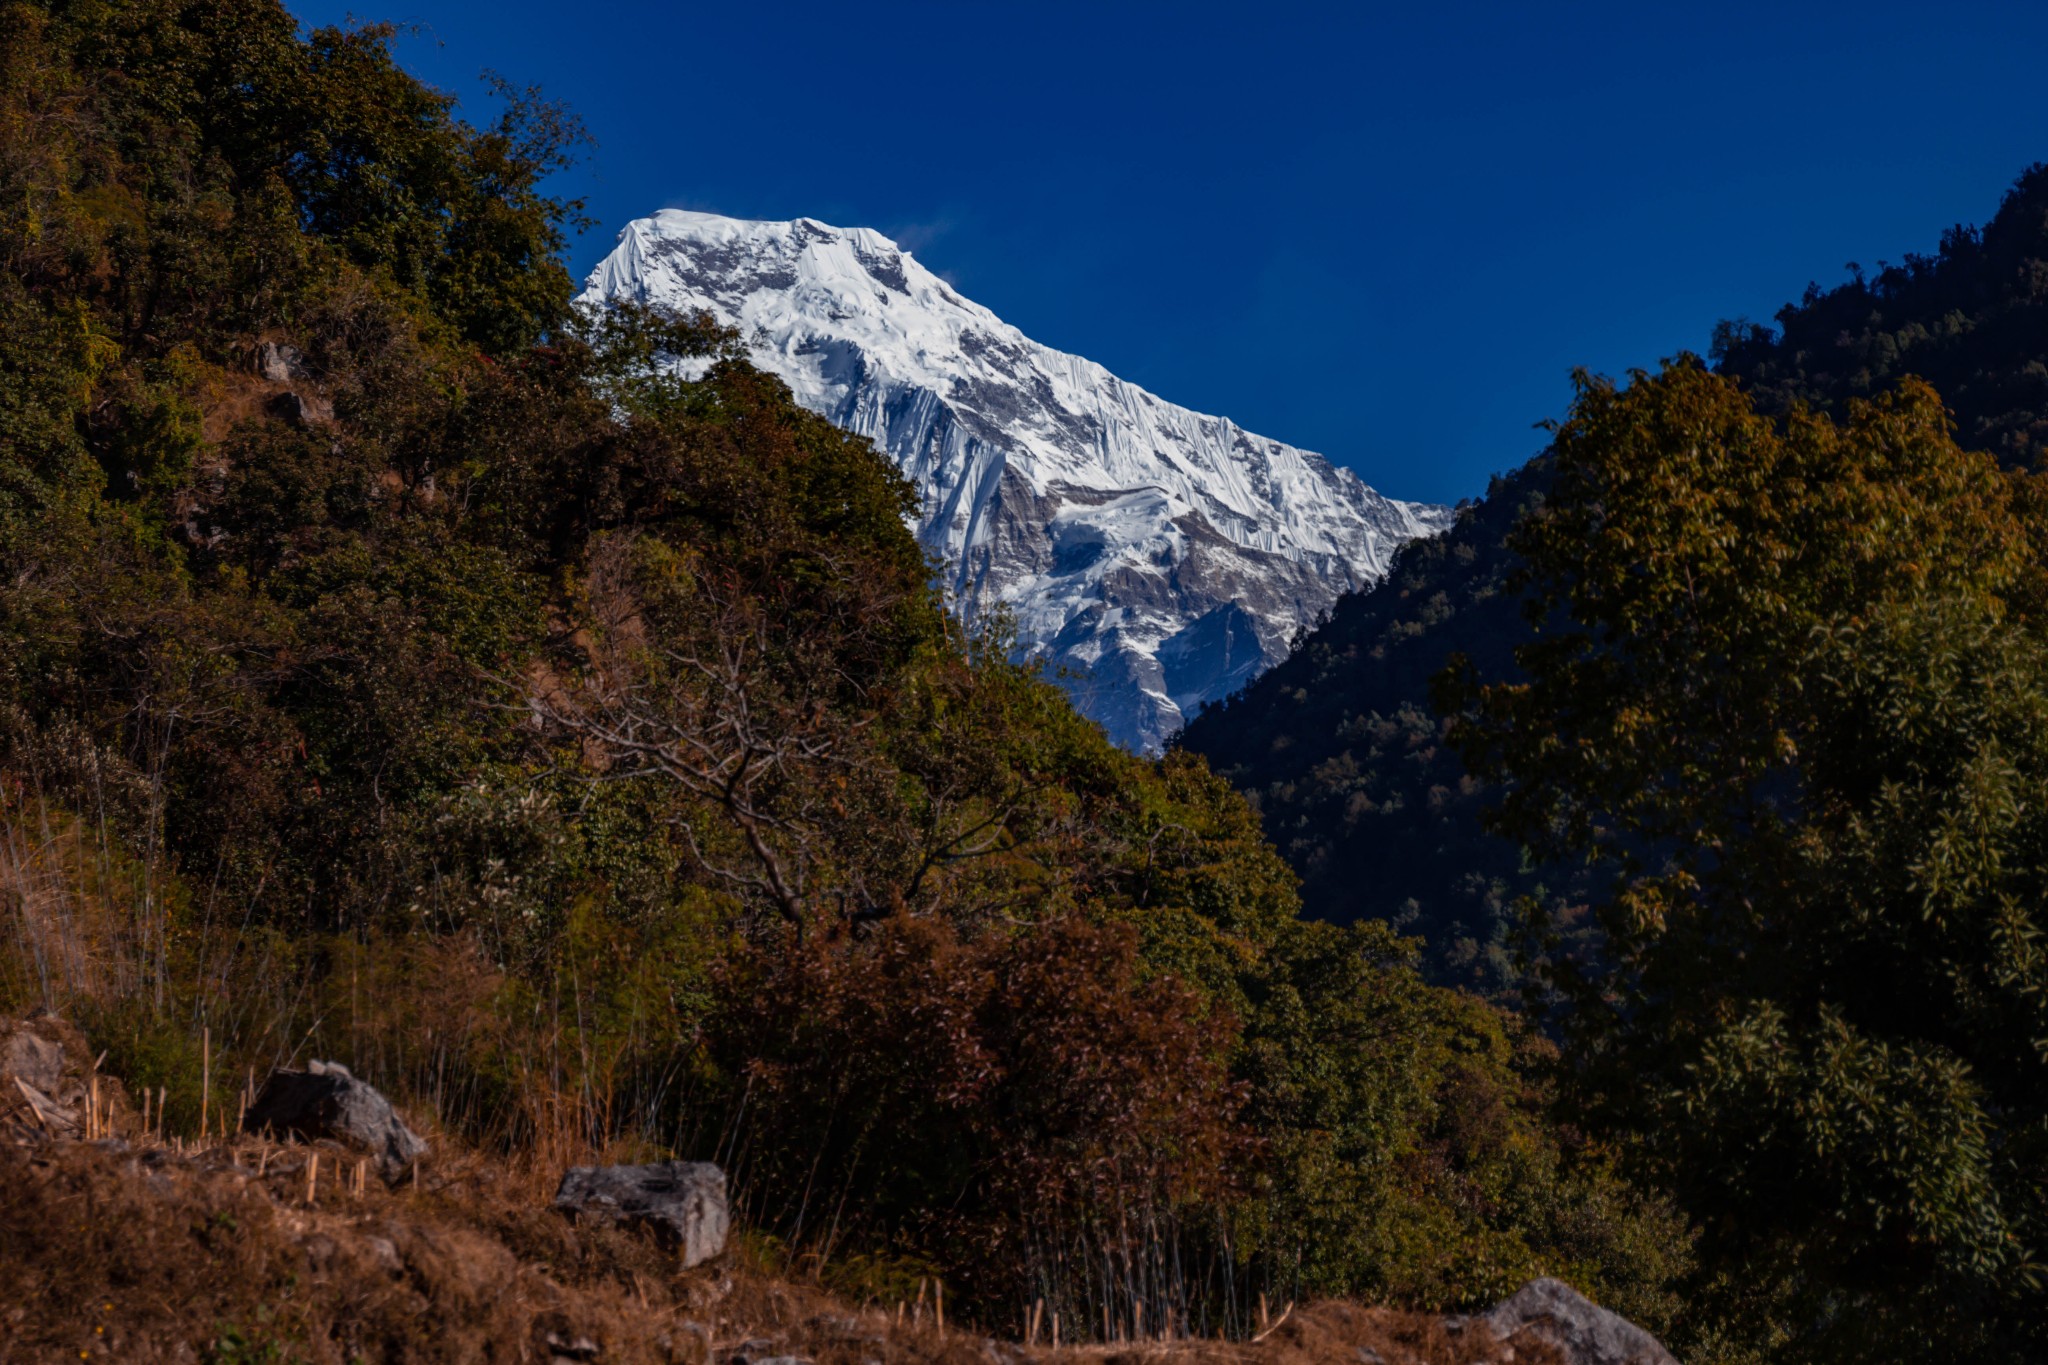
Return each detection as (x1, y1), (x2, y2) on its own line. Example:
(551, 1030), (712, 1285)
(582, 210), (1450, 751)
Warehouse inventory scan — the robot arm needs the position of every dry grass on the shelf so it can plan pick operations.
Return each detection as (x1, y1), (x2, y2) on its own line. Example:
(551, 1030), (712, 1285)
(0, 1116), (1557, 1365)
(0, 811), (1572, 1364)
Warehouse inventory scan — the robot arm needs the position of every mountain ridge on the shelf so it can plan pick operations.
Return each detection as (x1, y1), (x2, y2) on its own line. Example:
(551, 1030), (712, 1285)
(582, 210), (1450, 750)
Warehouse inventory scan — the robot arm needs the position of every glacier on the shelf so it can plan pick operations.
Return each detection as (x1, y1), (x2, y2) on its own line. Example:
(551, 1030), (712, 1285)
(581, 210), (1450, 752)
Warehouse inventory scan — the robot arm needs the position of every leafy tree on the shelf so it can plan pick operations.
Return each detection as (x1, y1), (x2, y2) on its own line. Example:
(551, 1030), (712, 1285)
(1443, 358), (2048, 1361)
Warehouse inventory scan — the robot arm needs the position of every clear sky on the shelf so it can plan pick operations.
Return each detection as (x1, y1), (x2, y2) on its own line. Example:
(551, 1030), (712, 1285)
(293, 0), (2048, 505)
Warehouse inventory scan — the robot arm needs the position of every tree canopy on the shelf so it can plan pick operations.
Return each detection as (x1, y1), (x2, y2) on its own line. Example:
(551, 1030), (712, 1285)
(1444, 360), (2048, 1362)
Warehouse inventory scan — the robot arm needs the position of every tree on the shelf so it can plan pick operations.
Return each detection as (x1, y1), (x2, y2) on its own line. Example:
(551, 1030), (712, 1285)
(1442, 358), (2048, 1361)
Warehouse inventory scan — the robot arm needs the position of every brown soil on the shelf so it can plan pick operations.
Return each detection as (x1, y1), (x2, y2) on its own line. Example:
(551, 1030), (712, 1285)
(0, 1040), (1557, 1365)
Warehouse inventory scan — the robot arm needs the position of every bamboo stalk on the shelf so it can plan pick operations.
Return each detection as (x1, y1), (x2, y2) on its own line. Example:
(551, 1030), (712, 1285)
(200, 1026), (210, 1142)
(1051, 1312), (1059, 1350)
(306, 1152), (318, 1205)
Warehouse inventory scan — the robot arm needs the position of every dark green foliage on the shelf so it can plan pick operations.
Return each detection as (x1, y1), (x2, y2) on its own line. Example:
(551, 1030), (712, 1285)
(1232, 916), (1690, 1324)
(1181, 162), (2048, 1358)
(1445, 361), (2048, 1362)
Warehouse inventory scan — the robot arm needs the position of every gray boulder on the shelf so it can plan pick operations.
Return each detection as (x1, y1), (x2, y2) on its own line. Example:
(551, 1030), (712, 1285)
(243, 1060), (426, 1180)
(1481, 1278), (1677, 1365)
(554, 1160), (728, 1267)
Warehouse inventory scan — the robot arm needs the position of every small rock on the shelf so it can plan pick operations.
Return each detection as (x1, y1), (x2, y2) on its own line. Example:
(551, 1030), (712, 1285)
(719, 1338), (777, 1365)
(545, 1332), (602, 1360)
(554, 1160), (728, 1267)
(1, 1026), (63, 1093)
(243, 1061), (426, 1180)
(1, 1015), (128, 1140)
(1480, 1278), (1676, 1365)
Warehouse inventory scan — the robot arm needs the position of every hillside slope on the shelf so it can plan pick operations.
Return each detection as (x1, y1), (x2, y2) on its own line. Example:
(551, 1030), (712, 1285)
(1178, 163), (2048, 990)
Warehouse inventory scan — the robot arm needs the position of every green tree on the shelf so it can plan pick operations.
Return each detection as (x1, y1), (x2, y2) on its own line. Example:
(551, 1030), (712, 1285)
(1443, 358), (2048, 1361)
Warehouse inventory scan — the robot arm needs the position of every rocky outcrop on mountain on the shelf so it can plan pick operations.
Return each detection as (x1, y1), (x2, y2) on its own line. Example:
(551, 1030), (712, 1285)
(582, 211), (1448, 751)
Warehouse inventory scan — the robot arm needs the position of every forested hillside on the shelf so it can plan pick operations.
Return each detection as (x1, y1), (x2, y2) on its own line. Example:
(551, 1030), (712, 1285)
(1179, 163), (2048, 993)
(0, 0), (1689, 1353)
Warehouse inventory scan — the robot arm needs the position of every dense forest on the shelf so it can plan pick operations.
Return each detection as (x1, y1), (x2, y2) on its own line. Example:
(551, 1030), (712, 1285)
(1180, 162), (2048, 994)
(0, 0), (1689, 1355)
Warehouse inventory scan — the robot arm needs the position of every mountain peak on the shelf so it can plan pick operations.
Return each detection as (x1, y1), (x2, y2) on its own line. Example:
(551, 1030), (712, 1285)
(582, 210), (1449, 751)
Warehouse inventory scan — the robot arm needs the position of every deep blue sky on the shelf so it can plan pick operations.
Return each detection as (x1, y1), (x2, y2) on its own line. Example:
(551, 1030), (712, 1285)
(295, 1), (2048, 505)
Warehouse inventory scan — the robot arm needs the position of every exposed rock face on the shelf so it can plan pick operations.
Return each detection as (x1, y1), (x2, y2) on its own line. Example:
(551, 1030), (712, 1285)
(255, 339), (332, 426)
(256, 340), (314, 383)
(554, 1160), (729, 1267)
(243, 1060), (426, 1179)
(582, 211), (1450, 751)
(1479, 1278), (1678, 1365)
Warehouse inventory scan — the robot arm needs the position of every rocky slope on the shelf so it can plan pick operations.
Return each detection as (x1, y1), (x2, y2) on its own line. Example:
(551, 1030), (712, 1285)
(581, 212), (1449, 751)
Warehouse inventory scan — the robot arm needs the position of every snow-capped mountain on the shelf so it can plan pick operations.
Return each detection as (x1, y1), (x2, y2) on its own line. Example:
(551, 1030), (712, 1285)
(582, 211), (1450, 752)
